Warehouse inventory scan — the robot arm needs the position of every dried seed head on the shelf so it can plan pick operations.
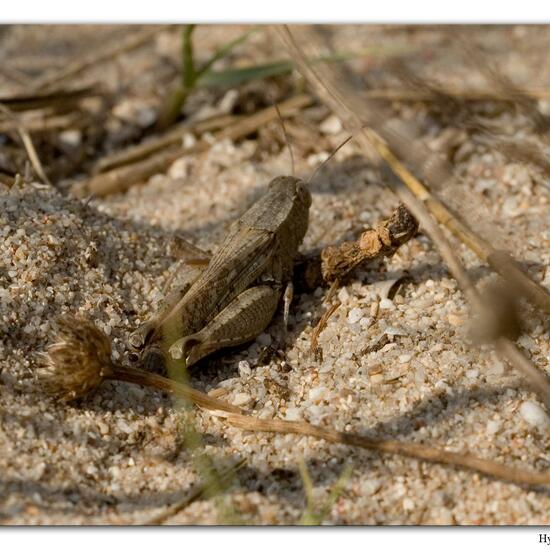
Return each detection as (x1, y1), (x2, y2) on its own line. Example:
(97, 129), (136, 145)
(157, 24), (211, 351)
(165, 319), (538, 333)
(37, 316), (115, 402)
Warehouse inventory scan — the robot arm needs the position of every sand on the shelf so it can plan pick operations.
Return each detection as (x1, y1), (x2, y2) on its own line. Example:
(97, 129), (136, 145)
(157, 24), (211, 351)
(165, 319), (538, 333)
(1, 24), (550, 525)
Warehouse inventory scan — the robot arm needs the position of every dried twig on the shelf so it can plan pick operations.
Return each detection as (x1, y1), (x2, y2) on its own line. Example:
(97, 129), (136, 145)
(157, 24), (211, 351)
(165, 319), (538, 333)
(225, 414), (550, 487)
(72, 94), (313, 197)
(321, 204), (418, 283)
(310, 301), (340, 358)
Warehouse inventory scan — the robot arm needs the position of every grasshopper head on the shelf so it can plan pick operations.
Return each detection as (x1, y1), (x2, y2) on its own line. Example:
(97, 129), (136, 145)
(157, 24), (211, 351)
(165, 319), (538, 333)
(267, 175), (312, 209)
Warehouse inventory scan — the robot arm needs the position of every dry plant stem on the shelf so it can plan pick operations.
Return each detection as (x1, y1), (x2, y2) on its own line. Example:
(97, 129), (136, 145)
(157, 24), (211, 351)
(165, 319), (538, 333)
(143, 458), (246, 525)
(95, 113), (238, 173)
(32, 26), (173, 91)
(72, 93), (313, 197)
(310, 301), (340, 356)
(225, 414), (550, 487)
(108, 365), (242, 414)
(389, 156), (550, 314)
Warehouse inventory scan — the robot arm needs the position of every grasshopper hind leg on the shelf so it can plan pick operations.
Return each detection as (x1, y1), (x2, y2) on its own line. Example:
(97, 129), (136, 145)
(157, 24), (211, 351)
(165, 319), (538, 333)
(168, 284), (280, 368)
(128, 259), (208, 352)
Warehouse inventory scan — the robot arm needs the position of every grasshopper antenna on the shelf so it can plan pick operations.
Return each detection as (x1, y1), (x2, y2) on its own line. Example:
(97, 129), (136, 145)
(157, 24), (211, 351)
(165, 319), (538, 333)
(274, 102), (295, 176)
(307, 133), (352, 185)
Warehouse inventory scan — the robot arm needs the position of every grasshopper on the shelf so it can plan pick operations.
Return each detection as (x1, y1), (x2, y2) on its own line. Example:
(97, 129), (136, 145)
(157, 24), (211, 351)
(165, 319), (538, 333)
(128, 175), (312, 373)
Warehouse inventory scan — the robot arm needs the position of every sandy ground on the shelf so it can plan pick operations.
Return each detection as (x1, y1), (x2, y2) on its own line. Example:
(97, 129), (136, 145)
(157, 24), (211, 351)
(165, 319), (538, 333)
(1, 25), (550, 525)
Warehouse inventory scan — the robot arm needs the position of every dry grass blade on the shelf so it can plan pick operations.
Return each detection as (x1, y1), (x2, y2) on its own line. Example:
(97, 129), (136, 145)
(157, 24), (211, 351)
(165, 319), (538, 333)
(32, 26), (173, 91)
(95, 113), (238, 173)
(72, 93), (313, 197)
(0, 104), (52, 186)
(143, 458), (246, 525)
(383, 170), (550, 409)
(0, 85), (99, 112)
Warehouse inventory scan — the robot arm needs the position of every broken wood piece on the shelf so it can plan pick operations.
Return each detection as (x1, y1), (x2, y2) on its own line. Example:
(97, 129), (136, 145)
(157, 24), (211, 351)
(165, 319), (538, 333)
(321, 204), (418, 283)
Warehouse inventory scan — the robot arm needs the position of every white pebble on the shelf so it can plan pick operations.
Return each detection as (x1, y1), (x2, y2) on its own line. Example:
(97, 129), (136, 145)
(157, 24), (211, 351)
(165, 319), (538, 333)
(379, 298), (395, 310)
(320, 114), (342, 135)
(308, 386), (329, 402)
(398, 354), (412, 364)
(361, 478), (382, 495)
(338, 287), (350, 302)
(466, 369), (479, 379)
(285, 408), (302, 421)
(238, 360), (251, 377)
(520, 401), (550, 430)
(233, 393), (253, 407)
(347, 307), (364, 324)
(486, 420), (501, 435)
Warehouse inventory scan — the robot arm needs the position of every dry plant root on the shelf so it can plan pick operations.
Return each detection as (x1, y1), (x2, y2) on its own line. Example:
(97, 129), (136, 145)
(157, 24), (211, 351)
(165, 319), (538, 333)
(294, 204), (418, 292)
(37, 316), (550, 490)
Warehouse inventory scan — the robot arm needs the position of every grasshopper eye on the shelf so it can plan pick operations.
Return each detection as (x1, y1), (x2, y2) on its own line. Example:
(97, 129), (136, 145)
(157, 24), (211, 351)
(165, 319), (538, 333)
(296, 180), (312, 207)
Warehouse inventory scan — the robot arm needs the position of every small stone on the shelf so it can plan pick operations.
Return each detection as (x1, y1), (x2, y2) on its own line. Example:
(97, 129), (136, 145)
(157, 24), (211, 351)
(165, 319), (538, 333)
(370, 374), (384, 385)
(233, 393), (253, 407)
(520, 401), (550, 430)
(398, 354), (412, 364)
(347, 307), (364, 324)
(238, 360), (251, 377)
(361, 478), (382, 495)
(338, 287), (350, 302)
(466, 369), (479, 379)
(486, 420), (501, 435)
(320, 115), (342, 135)
(379, 298), (395, 310)
(98, 422), (109, 435)
(403, 497), (415, 512)
(285, 408), (302, 421)
(257, 333), (272, 346)
(308, 386), (329, 402)
(447, 313), (465, 327)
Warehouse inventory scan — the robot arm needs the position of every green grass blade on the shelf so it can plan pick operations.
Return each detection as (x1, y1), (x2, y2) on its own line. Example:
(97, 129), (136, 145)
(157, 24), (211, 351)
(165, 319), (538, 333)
(198, 60), (294, 88)
(198, 27), (261, 77)
(182, 24), (197, 89)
